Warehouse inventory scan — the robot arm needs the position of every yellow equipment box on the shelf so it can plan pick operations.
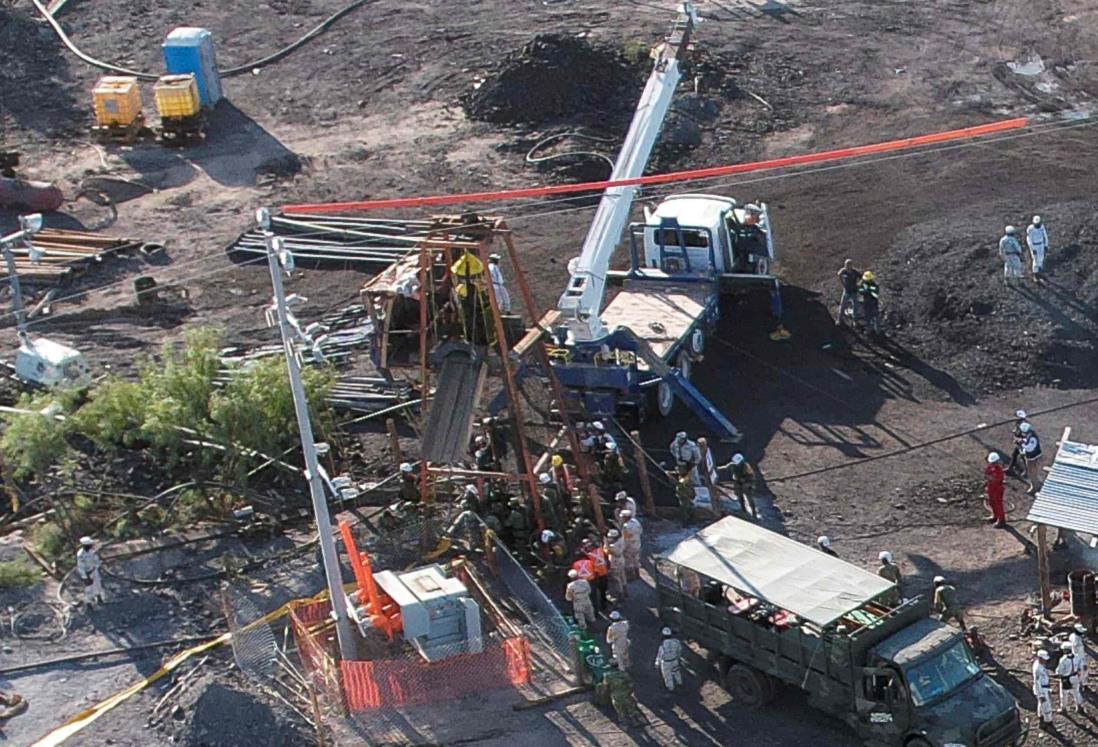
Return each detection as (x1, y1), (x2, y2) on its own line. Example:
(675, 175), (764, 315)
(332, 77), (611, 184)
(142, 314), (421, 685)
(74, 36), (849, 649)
(92, 76), (143, 127)
(154, 74), (201, 120)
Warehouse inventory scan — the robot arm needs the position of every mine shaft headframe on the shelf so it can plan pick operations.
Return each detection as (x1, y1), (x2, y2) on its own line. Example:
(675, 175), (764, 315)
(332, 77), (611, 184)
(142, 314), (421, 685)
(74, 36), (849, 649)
(654, 3), (699, 72)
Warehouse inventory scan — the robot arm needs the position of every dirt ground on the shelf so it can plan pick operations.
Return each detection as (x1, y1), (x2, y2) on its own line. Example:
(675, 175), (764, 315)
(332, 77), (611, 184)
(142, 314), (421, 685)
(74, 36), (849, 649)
(4, 0), (1098, 744)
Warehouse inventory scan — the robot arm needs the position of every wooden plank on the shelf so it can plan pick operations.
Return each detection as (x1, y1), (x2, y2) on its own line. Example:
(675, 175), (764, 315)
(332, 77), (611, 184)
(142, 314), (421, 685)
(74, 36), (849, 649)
(1037, 524), (1052, 613)
(512, 310), (561, 357)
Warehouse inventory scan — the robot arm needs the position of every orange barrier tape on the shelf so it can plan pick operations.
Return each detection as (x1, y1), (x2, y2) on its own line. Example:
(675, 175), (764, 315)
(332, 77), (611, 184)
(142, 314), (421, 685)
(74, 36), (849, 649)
(283, 117), (1028, 214)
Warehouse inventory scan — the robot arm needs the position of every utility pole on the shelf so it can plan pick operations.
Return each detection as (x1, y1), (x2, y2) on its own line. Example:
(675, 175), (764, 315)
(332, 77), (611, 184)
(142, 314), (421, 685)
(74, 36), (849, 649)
(257, 209), (356, 660)
(1, 213), (44, 344)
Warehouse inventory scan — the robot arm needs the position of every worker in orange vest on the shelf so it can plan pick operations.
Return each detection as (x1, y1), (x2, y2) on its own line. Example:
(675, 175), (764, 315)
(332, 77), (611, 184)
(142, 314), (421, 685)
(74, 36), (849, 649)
(583, 537), (609, 613)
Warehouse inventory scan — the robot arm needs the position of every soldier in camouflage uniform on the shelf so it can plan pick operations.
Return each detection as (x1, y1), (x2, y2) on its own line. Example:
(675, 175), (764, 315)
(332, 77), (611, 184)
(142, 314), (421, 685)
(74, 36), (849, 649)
(876, 551), (902, 607)
(603, 658), (645, 727)
(933, 576), (966, 630)
(674, 471), (694, 526)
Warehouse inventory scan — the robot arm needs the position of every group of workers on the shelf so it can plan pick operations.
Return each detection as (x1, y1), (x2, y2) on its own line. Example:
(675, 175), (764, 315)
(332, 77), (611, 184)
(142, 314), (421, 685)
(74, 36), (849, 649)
(999, 216), (1049, 286)
(982, 409), (1045, 529)
(667, 431), (759, 521)
(835, 259), (882, 333)
(1033, 624), (1089, 731)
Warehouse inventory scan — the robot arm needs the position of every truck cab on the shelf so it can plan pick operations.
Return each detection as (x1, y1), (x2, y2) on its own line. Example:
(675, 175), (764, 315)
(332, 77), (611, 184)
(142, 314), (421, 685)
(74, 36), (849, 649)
(862, 618), (1020, 746)
(630, 194), (775, 280)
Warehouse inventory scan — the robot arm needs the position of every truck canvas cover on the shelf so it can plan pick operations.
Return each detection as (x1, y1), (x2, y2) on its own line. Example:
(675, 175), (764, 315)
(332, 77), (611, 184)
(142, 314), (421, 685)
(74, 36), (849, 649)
(664, 517), (894, 627)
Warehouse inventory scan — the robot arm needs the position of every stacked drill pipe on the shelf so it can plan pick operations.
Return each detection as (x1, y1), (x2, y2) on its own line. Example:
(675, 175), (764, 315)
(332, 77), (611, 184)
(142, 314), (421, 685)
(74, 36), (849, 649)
(0, 228), (141, 281)
(226, 213), (444, 267)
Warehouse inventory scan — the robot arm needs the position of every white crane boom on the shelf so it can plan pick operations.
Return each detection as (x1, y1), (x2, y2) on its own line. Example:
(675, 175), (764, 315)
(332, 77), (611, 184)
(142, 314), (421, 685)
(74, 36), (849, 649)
(556, 3), (697, 343)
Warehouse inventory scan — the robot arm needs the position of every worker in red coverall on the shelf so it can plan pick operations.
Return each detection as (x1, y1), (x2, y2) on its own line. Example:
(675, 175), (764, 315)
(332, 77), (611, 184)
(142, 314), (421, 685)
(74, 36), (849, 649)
(984, 452), (1007, 527)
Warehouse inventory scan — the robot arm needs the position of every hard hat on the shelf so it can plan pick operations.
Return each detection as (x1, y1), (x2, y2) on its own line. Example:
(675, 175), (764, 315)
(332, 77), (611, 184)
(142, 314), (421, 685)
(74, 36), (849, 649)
(540, 529), (555, 543)
(817, 535), (831, 548)
(400, 462), (414, 473)
(675, 431), (687, 440)
(1020, 421), (1032, 433)
(1062, 642), (1073, 652)
(568, 569), (578, 579)
(879, 551), (892, 563)
(481, 416), (494, 425)
(731, 453), (745, 465)
(1015, 409), (1027, 419)
(488, 253), (501, 261)
(607, 529), (620, 538)
(862, 270), (875, 282)
(1033, 215), (1042, 225)
(551, 455), (564, 467)
(509, 497), (524, 506)
(604, 439), (617, 451)
(475, 435), (487, 445)
(575, 421), (587, 430)
(615, 491), (628, 501)
(1005, 225), (1016, 235)
(662, 627), (673, 637)
(620, 510), (632, 519)
(1075, 623), (1087, 634)
(1038, 650), (1050, 660)
(538, 472), (552, 484)
(987, 452), (1000, 464)
(79, 536), (94, 547)
(465, 484), (479, 496)
(933, 575), (945, 585)
(592, 421), (605, 431)
(610, 611), (621, 621)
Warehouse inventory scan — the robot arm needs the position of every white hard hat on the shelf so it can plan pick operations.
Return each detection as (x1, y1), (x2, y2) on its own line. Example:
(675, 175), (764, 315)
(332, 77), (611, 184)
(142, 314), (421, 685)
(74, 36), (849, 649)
(604, 438), (617, 451)
(1020, 421), (1032, 433)
(607, 529), (620, 538)
(610, 611), (621, 621)
(1075, 623), (1087, 634)
(538, 472), (552, 484)
(1015, 409), (1027, 419)
(400, 462), (414, 473)
(731, 453), (745, 465)
(1005, 225), (1016, 235)
(879, 551), (892, 563)
(987, 452), (1000, 464)
(568, 569), (578, 579)
(465, 484), (479, 496)
(79, 536), (94, 547)
(615, 491), (628, 501)
(620, 510), (632, 519)
(592, 421), (605, 431)
(1038, 649), (1050, 660)
(475, 435), (487, 445)
(1033, 215), (1042, 225)
(488, 253), (501, 261)
(675, 431), (687, 440)
(933, 575), (945, 585)
(817, 535), (831, 548)
(662, 627), (673, 636)
(1062, 642), (1073, 652)
(540, 529), (555, 543)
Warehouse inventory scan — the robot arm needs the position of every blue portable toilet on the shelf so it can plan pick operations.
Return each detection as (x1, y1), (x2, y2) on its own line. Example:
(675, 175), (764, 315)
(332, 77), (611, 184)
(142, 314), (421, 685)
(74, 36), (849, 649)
(162, 27), (223, 109)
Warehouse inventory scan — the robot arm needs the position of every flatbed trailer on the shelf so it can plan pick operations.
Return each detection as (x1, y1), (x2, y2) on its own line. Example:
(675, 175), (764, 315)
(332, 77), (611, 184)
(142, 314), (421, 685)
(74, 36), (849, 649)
(656, 518), (1022, 747)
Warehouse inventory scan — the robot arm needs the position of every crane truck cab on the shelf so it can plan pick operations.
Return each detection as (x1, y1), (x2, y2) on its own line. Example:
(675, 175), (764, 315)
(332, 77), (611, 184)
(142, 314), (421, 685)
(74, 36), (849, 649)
(14, 337), (92, 390)
(631, 194), (775, 280)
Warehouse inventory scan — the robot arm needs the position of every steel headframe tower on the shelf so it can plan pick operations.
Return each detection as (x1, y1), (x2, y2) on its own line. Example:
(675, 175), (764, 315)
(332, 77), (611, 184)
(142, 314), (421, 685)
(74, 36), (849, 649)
(0, 213), (44, 343)
(256, 208), (356, 660)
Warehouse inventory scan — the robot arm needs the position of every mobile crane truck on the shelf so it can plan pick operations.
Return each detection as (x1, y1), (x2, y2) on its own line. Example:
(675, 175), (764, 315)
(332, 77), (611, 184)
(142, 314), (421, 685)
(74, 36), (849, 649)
(657, 517), (1023, 746)
(549, 3), (778, 440)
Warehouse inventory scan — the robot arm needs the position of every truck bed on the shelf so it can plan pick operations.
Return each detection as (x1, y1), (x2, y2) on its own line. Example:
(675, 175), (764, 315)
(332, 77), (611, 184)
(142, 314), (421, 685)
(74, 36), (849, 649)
(600, 280), (714, 363)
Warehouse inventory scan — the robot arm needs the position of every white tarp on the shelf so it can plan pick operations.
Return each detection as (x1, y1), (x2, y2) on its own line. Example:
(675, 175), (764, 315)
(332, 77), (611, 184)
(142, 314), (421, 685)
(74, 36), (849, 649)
(663, 516), (893, 627)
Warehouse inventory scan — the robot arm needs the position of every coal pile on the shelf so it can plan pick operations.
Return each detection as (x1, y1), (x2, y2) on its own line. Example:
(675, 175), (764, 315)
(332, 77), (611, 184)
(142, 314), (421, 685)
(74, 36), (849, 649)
(463, 34), (644, 126)
(877, 202), (1098, 393)
(182, 682), (306, 747)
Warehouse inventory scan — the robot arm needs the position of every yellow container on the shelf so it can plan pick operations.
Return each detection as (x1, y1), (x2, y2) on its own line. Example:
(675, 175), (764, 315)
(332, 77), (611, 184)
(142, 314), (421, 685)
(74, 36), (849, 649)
(92, 76), (142, 127)
(154, 74), (200, 119)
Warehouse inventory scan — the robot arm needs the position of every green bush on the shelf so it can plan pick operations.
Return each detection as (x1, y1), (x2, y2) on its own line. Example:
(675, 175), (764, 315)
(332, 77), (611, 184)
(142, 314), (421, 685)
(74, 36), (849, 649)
(69, 377), (147, 449)
(0, 392), (74, 481)
(29, 522), (68, 566)
(0, 559), (41, 589)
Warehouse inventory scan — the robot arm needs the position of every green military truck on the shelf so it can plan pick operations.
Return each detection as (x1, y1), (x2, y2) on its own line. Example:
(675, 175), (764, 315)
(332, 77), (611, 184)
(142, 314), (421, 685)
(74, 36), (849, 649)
(656, 517), (1022, 746)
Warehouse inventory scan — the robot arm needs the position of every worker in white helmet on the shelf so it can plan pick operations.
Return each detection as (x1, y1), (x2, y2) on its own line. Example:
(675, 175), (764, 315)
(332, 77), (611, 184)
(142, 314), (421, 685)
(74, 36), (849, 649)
(486, 253), (511, 313)
(1056, 641), (1085, 714)
(1026, 215), (1049, 281)
(877, 551), (902, 606)
(620, 510), (643, 581)
(606, 611), (631, 669)
(565, 569), (595, 631)
(76, 536), (105, 610)
(669, 432), (701, 483)
(985, 452), (1007, 526)
(538, 472), (564, 532)
(1070, 624), (1089, 691)
(613, 491), (637, 527)
(817, 535), (837, 558)
(1018, 421), (1043, 494)
(605, 529), (628, 601)
(1034, 649), (1053, 729)
(654, 627), (684, 691)
(723, 453), (757, 518)
(1008, 409), (1028, 477)
(399, 462), (419, 503)
(998, 225), (1024, 287)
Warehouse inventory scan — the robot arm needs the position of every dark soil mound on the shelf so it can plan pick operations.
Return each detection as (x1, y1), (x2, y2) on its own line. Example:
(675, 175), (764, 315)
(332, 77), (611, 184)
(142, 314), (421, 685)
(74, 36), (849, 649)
(878, 202), (1098, 393)
(183, 683), (303, 747)
(462, 34), (644, 126)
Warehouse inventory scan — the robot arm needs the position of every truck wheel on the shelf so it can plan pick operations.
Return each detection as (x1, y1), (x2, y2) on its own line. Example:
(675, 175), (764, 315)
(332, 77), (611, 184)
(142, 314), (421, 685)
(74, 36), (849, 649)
(689, 328), (705, 356)
(651, 381), (674, 417)
(756, 257), (770, 276)
(722, 663), (775, 708)
(677, 351), (692, 382)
